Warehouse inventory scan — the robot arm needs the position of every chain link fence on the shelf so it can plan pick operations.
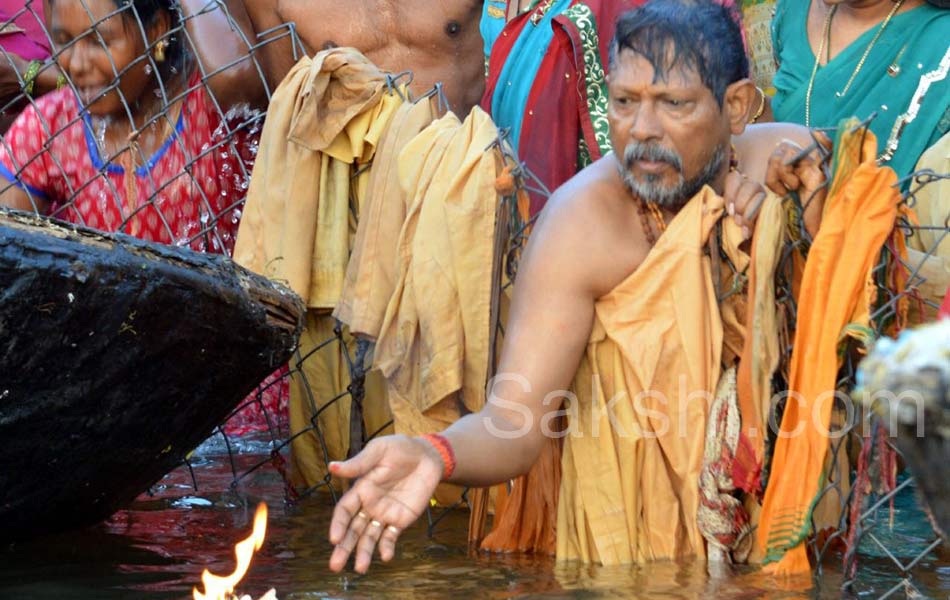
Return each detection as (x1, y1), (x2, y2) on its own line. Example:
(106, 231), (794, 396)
(1, 2), (948, 597)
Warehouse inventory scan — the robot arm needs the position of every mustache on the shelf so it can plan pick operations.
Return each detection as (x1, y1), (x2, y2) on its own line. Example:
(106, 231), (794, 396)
(623, 143), (683, 172)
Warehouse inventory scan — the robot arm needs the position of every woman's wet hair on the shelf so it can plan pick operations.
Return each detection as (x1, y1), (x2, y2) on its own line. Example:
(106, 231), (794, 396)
(117, 0), (188, 82)
(609, 0), (748, 107)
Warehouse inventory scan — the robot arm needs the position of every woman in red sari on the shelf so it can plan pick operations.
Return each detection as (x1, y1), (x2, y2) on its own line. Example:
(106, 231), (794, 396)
(0, 0), (267, 253)
(0, 0), (280, 434)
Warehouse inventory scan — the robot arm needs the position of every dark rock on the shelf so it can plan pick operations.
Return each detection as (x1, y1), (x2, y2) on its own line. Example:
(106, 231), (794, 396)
(0, 209), (303, 539)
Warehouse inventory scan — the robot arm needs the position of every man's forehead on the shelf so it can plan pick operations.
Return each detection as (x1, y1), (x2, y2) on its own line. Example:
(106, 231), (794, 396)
(610, 47), (703, 89)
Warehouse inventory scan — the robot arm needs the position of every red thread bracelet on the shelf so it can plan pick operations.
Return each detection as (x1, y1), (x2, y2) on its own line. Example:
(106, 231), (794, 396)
(419, 433), (456, 480)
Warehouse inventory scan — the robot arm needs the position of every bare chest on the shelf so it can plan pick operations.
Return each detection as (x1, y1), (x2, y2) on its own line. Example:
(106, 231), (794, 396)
(274, 0), (483, 57)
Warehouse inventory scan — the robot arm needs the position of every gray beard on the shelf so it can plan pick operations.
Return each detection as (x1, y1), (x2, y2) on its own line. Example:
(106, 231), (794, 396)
(617, 142), (726, 208)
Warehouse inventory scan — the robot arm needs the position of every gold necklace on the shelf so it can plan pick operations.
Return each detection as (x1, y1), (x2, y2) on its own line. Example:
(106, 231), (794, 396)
(805, 0), (905, 127)
(805, 5), (835, 127)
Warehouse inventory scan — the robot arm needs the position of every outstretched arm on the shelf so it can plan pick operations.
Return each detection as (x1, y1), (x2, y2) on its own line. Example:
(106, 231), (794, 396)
(327, 189), (601, 573)
(178, 0), (269, 108)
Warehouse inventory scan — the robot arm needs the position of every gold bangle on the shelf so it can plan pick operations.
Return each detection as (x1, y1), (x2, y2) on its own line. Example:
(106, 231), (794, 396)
(750, 86), (766, 123)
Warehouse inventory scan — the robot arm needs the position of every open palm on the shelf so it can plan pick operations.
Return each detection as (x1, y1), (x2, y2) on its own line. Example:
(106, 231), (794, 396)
(327, 435), (444, 573)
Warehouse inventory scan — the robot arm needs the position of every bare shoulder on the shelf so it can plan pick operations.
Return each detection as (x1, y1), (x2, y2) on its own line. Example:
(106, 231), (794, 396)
(534, 158), (618, 239)
(734, 122), (814, 183)
(522, 156), (648, 298)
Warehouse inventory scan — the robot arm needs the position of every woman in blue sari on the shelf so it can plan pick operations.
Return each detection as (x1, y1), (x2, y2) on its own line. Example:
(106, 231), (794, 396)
(771, 0), (950, 180)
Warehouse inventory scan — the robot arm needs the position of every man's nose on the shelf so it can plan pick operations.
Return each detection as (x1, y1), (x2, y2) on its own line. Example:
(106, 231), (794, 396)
(627, 102), (664, 143)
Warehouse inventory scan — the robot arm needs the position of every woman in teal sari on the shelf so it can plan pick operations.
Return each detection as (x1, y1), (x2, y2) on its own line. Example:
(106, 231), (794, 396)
(771, 0), (950, 180)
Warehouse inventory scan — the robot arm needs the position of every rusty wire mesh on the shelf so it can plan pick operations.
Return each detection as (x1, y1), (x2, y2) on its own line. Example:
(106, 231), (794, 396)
(1, 2), (949, 598)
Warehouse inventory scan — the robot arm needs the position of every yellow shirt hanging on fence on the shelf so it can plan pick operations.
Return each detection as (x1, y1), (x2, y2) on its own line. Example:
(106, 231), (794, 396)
(335, 98), (439, 340)
(234, 47), (402, 309)
(338, 107), (500, 436)
(234, 48), (401, 491)
(909, 132), (950, 260)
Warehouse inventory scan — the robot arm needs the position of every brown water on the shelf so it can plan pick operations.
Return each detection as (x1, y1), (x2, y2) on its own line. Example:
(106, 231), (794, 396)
(1, 438), (947, 600)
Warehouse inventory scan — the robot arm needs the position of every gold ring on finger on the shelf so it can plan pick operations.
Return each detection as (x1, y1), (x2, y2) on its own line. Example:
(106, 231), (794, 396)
(357, 511), (369, 520)
(385, 525), (399, 535)
(370, 519), (383, 528)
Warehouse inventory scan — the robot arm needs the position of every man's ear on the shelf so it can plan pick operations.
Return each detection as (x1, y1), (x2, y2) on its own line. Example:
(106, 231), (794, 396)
(724, 78), (756, 136)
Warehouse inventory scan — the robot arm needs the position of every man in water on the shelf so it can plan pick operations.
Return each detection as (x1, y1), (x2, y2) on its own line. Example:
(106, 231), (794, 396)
(324, 0), (828, 572)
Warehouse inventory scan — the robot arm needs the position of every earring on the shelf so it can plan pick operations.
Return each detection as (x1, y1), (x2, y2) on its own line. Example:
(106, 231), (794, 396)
(154, 40), (167, 63)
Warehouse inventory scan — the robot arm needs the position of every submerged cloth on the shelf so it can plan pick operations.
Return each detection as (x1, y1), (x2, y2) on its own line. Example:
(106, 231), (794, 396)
(771, 1), (950, 179)
(0, 71), (254, 253)
(757, 123), (900, 575)
(556, 186), (746, 565)
(368, 107), (500, 434)
(481, 0), (644, 215)
(234, 48), (400, 483)
(0, 1), (49, 61)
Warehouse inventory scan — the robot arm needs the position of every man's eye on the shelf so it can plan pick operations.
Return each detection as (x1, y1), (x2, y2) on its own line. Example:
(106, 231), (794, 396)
(665, 98), (683, 107)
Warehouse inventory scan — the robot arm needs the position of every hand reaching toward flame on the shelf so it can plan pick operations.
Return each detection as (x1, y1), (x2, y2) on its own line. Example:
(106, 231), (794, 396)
(328, 435), (445, 574)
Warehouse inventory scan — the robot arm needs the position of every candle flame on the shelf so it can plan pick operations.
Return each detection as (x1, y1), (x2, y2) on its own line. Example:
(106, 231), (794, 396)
(193, 503), (269, 600)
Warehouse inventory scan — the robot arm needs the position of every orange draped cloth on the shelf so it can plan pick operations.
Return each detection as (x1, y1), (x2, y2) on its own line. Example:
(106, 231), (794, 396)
(556, 186), (745, 564)
(757, 122), (900, 575)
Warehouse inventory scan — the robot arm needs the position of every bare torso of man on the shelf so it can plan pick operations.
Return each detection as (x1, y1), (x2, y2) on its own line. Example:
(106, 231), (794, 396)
(244, 0), (486, 115)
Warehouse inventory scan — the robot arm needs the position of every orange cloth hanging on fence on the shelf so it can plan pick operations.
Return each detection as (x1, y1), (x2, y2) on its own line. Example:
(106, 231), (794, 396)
(757, 123), (900, 576)
(556, 186), (746, 565)
(478, 178), (558, 555)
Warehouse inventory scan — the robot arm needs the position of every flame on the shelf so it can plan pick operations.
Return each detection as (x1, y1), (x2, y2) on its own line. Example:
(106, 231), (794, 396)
(193, 502), (269, 600)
